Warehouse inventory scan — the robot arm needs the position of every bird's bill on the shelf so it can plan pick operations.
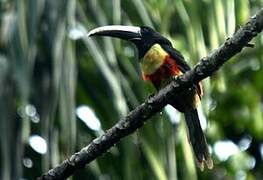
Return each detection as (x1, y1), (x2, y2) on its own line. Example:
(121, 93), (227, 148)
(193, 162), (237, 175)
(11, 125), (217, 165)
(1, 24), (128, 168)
(87, 25), (142, 41)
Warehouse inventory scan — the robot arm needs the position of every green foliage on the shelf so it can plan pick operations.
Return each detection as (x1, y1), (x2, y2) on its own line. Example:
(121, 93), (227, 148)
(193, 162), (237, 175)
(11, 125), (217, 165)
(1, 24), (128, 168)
(0, 0), (262, 179)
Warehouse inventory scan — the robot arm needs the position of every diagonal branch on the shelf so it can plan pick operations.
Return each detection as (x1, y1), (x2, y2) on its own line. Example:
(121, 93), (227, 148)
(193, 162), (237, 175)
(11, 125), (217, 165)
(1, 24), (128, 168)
(38, 7), (263, 180)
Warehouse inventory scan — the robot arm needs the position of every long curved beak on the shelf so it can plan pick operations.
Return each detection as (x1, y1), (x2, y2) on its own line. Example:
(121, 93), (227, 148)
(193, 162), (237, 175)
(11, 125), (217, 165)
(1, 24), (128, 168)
(87, 25), (142, 41)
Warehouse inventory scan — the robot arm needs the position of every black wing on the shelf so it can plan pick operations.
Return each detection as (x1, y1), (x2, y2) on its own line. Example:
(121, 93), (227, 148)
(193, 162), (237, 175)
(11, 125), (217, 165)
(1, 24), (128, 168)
(161, 44), (203, 99)
(161, 44), (191, 73)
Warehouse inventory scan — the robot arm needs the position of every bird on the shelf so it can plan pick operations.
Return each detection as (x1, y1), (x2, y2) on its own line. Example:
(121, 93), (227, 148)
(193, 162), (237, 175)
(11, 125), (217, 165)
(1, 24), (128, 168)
(87, 25), (213, 170)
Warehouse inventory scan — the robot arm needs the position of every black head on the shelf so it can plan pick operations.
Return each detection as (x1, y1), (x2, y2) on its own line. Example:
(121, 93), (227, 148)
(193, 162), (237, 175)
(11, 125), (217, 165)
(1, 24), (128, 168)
(88, 25), (172, 59)
(131, 26), (172, 58)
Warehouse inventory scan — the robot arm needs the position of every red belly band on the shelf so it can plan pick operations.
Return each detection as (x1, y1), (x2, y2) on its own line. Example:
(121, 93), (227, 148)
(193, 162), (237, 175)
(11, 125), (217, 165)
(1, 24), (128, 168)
(142, 55), (182, 87)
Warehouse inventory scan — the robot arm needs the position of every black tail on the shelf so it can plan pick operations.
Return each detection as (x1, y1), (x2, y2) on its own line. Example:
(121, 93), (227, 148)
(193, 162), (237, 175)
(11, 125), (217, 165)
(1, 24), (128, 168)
(184, 108), (213, 170)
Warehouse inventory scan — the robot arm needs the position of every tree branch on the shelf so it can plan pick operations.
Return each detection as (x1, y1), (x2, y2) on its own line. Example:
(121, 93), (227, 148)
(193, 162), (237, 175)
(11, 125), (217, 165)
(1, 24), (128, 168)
(38, 8), (263, 180)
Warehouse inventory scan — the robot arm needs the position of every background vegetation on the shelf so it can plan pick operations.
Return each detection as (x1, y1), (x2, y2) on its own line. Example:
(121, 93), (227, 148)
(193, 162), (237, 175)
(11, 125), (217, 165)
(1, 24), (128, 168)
(0, 0), (262, 179)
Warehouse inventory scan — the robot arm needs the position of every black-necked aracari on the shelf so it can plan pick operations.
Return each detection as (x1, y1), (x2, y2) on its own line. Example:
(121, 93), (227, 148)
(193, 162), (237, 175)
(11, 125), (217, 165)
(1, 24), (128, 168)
(88, 25), (213, 170)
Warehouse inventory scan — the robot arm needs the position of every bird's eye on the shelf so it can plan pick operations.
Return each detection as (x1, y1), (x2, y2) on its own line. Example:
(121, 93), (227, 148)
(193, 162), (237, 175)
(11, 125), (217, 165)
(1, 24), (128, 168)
(141, 26), (151, 33)
(141, 27), (153, 37)
(143, 27), (149, 32)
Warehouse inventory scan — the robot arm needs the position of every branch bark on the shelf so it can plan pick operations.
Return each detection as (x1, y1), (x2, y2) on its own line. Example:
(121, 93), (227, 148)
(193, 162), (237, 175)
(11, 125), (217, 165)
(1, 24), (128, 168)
(38, 8), (263, 180)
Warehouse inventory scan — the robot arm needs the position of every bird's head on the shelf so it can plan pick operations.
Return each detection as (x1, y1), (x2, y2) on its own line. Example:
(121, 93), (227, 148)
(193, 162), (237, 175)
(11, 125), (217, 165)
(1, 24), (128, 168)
(88, 25), (171, 59)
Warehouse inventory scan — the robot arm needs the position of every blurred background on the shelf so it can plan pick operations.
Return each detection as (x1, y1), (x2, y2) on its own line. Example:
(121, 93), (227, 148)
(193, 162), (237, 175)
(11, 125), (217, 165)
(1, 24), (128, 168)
(0, 0), (262, 179)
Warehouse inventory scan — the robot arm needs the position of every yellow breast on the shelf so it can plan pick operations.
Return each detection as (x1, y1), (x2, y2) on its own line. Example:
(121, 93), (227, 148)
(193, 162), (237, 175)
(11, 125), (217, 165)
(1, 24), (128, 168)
(141, 44), (168, 75)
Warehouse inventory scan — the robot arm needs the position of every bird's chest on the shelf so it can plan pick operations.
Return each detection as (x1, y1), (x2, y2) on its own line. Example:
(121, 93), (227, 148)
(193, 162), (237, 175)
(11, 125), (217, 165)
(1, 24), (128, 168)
(141, 44), (182, 88)
(141, 44), (166, 75)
